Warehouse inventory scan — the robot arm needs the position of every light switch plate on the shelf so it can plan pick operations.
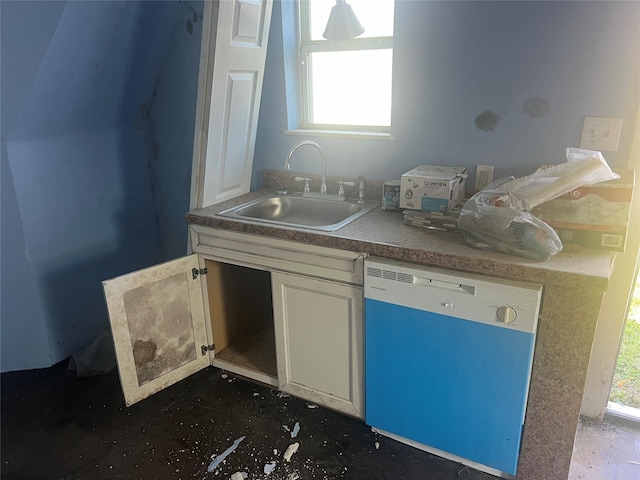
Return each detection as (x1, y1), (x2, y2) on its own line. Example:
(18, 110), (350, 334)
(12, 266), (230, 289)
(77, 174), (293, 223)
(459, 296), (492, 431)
(579, 116), (623, 151)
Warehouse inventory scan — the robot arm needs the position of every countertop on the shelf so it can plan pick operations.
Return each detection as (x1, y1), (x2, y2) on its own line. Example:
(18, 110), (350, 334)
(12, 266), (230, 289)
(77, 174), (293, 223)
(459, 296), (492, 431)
(186, 189), (613, 293)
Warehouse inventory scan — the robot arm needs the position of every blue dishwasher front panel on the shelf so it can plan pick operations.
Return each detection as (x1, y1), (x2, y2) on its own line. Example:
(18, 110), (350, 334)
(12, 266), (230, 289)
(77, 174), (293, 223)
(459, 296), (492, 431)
(365, 298), (535, 476)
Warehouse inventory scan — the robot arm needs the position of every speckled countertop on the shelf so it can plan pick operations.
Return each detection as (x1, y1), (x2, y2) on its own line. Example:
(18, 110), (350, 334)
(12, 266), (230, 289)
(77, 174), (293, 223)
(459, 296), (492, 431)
(186, 188), (612, 293)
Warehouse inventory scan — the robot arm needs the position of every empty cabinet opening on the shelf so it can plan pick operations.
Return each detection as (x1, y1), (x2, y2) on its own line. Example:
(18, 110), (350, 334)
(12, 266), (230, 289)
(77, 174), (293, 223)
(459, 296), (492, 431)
(205, 260), (276, 378)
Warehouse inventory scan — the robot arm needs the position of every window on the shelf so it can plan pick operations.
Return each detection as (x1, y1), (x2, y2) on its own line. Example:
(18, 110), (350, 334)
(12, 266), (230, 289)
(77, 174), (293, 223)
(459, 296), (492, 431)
(294, 0), (395, 134)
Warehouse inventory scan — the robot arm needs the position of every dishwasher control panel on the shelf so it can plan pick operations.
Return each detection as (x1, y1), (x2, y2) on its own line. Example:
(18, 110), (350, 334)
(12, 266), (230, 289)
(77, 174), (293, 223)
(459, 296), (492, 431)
(364, 257), (542, 334)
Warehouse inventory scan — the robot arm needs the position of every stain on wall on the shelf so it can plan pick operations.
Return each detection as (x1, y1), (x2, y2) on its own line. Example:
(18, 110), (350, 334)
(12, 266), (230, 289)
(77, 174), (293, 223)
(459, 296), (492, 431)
(146, 0), (203, 262)
(524, 96), (550, 118)
(474, 110), (501, 132)
(186, 3), (202, 36)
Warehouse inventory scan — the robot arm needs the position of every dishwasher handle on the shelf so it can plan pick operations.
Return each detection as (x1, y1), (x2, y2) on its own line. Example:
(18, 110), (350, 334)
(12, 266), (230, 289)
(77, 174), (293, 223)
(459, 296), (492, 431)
(414, 276), (476, 295)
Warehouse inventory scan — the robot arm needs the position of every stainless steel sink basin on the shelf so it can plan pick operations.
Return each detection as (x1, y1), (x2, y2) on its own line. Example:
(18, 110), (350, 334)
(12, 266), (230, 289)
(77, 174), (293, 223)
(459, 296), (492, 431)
(217, 193), (378, 231)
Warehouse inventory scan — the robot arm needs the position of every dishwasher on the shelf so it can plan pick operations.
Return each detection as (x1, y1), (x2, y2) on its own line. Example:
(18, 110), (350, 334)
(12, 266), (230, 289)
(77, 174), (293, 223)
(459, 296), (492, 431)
(364, 257), (542, 478)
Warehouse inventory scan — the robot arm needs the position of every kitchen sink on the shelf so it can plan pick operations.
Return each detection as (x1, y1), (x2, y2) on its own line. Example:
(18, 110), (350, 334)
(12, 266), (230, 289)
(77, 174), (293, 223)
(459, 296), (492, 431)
(217, 193), (378, 231)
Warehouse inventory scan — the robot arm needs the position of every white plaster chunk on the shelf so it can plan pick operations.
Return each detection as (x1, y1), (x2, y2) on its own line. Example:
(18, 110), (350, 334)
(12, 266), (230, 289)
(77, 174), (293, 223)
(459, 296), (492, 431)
(283, 442), (299, 462)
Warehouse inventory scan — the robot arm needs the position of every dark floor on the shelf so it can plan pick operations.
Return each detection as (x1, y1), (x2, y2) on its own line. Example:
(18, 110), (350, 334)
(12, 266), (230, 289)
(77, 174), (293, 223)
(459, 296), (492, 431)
(1, 362), (495, 480)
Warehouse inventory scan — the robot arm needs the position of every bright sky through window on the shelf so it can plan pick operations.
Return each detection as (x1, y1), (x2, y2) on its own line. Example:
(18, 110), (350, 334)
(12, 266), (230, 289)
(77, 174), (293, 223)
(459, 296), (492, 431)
(303, 0), (395, 129)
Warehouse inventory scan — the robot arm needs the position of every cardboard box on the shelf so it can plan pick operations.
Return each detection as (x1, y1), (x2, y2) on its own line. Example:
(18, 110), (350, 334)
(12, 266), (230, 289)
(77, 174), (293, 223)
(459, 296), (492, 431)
(400, 165), (467, 213)
(532, 169), (635, 252)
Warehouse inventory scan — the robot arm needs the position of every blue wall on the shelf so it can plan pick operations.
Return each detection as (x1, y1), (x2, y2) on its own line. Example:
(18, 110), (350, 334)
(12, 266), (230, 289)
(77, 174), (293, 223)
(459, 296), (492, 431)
(2, 0), (638, 372)
(253, 0), (640, 187)
(1, 1), (202, 371)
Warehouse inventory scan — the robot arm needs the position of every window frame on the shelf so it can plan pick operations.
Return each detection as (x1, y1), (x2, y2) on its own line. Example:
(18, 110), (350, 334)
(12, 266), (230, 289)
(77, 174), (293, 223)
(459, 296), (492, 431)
(297, 0), (394, 134)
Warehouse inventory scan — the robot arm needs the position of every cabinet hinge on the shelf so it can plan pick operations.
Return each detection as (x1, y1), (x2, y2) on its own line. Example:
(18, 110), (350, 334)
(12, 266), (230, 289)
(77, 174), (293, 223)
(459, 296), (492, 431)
(192, 267), (208, 279)
(201, 344), (215, 356)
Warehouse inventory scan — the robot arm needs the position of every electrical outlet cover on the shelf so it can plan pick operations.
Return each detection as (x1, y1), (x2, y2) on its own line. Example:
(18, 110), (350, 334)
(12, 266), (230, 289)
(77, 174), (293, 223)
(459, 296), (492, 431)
(579, 117), (623, 151)
(475, 165), (494, 190)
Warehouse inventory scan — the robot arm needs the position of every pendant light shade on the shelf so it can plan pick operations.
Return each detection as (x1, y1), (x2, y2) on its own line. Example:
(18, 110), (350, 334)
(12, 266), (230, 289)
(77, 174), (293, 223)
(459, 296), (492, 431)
(322, 0), (364, 41)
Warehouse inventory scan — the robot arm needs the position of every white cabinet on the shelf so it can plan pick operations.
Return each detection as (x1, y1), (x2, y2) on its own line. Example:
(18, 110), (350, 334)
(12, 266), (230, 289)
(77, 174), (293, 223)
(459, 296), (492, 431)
(273, 272), (363, 417)
(103, 228), (365, 418)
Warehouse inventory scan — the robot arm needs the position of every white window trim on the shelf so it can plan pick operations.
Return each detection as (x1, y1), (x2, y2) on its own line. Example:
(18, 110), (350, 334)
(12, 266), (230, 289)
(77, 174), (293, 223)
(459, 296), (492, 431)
(284, 128), (396, 140)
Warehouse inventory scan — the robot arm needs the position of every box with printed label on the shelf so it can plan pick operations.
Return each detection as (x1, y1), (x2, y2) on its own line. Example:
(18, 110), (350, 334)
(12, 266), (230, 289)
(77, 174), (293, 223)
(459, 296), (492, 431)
(532, 169), (635, 252)
(400, 165), (468, 213)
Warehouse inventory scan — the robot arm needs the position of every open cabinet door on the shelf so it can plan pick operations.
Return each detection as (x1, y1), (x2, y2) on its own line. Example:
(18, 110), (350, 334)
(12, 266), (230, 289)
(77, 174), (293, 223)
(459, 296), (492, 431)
(103, 255), (210, 406)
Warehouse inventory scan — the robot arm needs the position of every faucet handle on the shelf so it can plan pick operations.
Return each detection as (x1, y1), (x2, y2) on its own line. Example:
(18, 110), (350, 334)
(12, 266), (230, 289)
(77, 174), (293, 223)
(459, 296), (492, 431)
(294, 176), (311, 194)
(339, 181), (357, 187)
(336, 180), (356, 201)
(356, 176), (366, 203)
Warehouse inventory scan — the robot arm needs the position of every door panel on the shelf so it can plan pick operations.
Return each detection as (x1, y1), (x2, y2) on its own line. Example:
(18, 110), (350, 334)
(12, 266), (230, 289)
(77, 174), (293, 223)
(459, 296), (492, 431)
(272, 272), (363, 418)
(193, 0), (273, 208)
(103, 255), (210, 406)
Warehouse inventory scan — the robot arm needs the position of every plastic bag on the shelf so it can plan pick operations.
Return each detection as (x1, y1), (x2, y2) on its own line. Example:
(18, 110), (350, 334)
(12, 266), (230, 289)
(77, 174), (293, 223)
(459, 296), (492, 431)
(458, 177), (563, 261)
(457, 148), (619, 261)
(67, 329), (116, 376)
(498, 148), (619, 210)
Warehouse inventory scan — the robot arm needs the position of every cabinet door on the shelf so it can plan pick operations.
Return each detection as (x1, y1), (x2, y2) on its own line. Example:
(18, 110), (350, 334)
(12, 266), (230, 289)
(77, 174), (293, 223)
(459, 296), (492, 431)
(191, 0), (273, 208)
(103, 255), (210, 406)
(272, 272), (364, 418)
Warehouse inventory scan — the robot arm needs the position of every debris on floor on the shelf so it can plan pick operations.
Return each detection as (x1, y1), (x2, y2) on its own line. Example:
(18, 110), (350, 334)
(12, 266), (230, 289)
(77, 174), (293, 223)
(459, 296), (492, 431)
(283, 442), (299, 462)
(291, 421), (300, 438)
(263, 461), (276, 474)
(1, 362), (503, 480)
(207, 436), (246, 472)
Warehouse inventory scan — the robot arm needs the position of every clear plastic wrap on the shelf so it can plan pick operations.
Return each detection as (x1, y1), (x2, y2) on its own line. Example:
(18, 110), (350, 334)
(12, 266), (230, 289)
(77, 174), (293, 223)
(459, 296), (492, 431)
(457, 148), (619, 261)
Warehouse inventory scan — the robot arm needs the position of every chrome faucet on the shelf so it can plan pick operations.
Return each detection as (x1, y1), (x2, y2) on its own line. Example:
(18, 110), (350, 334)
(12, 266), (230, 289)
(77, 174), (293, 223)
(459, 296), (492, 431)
(284, 141), (327, 195)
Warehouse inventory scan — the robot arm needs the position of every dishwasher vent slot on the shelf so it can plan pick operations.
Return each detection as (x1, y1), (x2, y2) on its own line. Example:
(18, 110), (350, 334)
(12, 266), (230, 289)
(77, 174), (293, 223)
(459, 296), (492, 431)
(397, 273), (413, 283)
(366, 267), (382, 278)
(366, 267), (413, 284)
(383, 270), (397, 281)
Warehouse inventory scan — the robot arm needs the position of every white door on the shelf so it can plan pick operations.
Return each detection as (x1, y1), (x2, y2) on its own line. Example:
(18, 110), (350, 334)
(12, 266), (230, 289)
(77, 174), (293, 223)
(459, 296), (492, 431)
(103, 255), (210, 406)
(191, 0), (274, 208)
(272, 272), (364, 418)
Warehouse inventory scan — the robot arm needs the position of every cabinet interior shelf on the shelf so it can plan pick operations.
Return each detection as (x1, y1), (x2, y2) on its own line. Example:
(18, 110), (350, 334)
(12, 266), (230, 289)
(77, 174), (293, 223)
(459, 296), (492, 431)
(206, 259), (277, 379)
(215, 327), (277, 378)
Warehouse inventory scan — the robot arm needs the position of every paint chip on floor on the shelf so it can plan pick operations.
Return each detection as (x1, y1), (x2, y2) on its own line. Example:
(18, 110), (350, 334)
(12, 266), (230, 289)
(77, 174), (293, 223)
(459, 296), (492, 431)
(263, 461), (276, 474)
(206, 436), (245, 472)
(291, 422), (300, 438)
